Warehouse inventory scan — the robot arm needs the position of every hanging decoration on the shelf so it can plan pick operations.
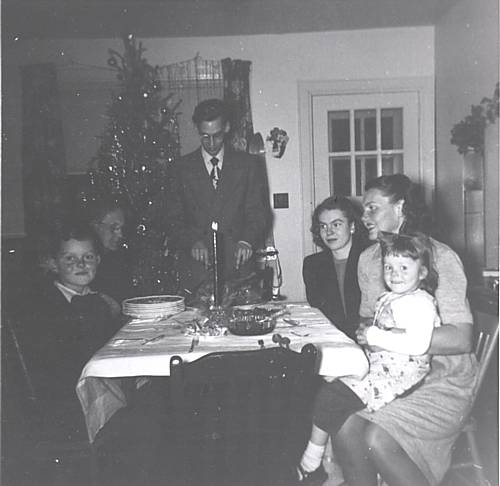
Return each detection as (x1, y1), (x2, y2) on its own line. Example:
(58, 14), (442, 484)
(266, 127), (289, 159)
(84, 34), (182, 295)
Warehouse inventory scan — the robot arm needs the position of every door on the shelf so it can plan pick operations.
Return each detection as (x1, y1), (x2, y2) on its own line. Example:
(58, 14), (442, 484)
(311, 92), (420, 205)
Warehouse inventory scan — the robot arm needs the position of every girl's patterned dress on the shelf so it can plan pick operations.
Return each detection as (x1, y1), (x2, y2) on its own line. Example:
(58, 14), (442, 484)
(341, 289), (441, 412)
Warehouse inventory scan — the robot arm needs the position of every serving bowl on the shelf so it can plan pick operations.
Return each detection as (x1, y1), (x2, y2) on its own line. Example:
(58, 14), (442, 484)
(227, 306), (279, 336)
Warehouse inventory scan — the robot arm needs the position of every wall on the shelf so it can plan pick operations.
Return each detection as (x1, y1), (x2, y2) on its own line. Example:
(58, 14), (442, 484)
(2, 26), (434, 300)
(435, 0), (499, 269)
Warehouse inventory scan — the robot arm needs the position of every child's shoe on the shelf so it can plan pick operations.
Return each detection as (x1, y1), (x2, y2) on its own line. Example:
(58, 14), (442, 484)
(289, 464), (328, 485)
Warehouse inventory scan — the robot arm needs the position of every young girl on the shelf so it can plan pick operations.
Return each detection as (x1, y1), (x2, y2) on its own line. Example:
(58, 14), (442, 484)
(293, 232), (441, 484)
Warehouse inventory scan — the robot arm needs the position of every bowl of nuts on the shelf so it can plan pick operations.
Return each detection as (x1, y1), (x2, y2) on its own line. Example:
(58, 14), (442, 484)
(227, 305), (284, 336)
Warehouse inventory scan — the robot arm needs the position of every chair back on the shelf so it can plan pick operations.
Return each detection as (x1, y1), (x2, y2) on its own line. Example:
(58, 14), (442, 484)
(3, 308), (97, 486)
(168, 344), (319, 486)
(444, 311), (499, 486)
(471, 314), (499, 398)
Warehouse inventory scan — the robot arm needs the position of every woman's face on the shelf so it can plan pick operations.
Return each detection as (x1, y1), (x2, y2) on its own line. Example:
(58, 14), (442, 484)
(93, 208), (125, 251)
(362, 188), (404, 240)
(318, 208), (354, 256)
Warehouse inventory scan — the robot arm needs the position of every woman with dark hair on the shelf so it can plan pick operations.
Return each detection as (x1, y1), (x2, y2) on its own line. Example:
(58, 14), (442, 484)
(302, 196), (369, 340)
(333, 174), (476, 486)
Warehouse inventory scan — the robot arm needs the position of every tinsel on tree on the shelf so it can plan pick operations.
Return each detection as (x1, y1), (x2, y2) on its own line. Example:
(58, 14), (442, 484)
(86, 34), (182, 295)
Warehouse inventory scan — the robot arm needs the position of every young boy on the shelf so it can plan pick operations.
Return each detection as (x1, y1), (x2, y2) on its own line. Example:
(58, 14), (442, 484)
(22, 221), (121, 437)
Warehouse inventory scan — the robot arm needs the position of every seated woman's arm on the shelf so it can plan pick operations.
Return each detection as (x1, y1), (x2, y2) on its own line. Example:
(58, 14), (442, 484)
(429, 323), (473, 354)
(428, 243), (474, 355)
(302, 256), (324, 309)
(365, 295), (437, 355)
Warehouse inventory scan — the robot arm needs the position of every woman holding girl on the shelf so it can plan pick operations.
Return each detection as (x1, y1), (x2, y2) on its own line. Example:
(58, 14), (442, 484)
(294, 232), (442, 485)
(302, 196), (368, 340)
(333, 174), (476, 486)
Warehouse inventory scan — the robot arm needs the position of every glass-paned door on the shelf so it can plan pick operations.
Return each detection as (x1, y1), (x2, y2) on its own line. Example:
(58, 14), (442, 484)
(312, 92), (419, 203)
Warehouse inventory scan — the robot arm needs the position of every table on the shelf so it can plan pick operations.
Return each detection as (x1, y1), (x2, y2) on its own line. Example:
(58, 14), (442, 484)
(76, 303), (368, 442)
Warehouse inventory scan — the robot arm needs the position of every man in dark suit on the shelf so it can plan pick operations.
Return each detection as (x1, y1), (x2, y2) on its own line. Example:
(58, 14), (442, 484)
(168, 98), (270, 294)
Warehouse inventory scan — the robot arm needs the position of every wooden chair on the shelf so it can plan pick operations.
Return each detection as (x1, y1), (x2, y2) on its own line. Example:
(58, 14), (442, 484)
(445, 314), (499, 486)
(168, 344), (319, 486)
(2, 313), (98, 486)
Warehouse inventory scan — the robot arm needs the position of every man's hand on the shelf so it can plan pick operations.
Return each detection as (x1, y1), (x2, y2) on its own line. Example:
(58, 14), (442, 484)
(191, 241), (210, 268)
(234, 241), (253, 269)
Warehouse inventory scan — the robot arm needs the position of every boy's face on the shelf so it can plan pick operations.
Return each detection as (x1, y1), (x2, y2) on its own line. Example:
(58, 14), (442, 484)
(50, 238), (100, 293)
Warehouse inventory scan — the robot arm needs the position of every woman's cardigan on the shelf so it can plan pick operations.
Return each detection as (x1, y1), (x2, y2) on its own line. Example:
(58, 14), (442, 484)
(302, 237), (368, 340)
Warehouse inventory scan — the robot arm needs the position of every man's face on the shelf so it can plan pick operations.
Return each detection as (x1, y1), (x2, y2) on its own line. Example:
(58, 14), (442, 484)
(198, 117), (229, 156)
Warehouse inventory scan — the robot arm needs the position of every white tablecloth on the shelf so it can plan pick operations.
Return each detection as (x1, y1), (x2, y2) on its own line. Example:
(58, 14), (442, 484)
(76, 303), (368, 442)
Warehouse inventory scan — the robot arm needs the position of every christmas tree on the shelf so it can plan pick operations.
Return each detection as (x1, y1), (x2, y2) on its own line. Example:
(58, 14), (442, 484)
(86, 34), (181, 295)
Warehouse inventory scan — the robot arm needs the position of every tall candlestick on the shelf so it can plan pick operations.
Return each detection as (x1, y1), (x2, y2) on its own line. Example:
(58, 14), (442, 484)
(211, 221), (219, 307)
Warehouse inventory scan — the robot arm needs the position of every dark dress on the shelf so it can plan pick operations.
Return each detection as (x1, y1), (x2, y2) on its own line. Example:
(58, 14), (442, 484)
(302, 237), (368, 340)
(92, 248), (134, 305)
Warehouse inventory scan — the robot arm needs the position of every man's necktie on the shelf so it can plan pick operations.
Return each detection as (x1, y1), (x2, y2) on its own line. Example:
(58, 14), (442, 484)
(210, 157), (220, 189)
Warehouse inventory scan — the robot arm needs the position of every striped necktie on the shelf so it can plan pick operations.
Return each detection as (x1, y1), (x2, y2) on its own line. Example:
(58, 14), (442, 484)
(210, 157), (220, 189)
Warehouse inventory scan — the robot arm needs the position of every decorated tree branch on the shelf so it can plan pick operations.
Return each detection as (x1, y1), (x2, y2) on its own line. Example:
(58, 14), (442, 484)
(85, 34), (182, 295)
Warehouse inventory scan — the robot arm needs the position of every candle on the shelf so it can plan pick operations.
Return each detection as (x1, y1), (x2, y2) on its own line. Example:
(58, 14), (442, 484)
(211, 221), (219, 307)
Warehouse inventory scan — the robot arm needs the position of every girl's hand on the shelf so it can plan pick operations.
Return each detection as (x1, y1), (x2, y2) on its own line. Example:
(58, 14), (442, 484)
(356, 324), (369, 345)
(322, 376), (336, 383)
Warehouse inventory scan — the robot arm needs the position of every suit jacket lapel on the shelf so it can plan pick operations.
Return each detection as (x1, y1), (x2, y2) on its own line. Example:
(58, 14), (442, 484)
(217, 149), (242, 199)
(188, 150), (217, 202)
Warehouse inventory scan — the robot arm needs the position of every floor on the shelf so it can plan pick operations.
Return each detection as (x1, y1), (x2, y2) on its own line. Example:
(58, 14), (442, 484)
(2, 325), (498, 486)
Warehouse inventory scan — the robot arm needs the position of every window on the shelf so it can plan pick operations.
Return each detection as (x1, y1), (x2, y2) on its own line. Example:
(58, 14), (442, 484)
(313, 92), (418, 200)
